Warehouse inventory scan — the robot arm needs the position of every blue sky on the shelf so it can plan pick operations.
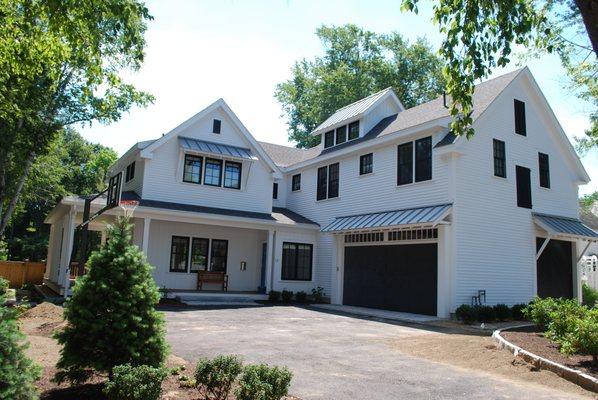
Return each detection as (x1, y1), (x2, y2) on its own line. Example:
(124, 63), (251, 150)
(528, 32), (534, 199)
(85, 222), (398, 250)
(79, 0), (597, 194)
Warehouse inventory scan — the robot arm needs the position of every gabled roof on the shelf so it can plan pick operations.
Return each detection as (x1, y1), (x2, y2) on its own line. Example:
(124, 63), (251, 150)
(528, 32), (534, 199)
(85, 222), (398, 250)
(257, 141), (320, 168)
(139, 98), (281, 176)
(311, 87), (404, 136)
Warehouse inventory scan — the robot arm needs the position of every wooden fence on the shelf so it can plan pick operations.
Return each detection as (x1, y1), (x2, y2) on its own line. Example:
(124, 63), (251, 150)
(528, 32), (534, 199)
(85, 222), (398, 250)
(0, 261), (46, 288)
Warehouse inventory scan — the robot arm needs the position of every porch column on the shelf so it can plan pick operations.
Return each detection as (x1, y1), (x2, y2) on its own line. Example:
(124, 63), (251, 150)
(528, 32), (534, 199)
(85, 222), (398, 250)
(59, 206), (76, 297)
(44, 224), (56, 280)
(142, 217), (151, 257)
(264, 229), (275, 292)
(331, 234), (344, 305)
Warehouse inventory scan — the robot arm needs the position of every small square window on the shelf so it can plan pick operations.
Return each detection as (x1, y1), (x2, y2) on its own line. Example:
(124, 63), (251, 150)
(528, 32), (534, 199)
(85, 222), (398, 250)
(360, 153), (373, 175)
(213, 119), (221, 134)
(292, 174), (301, 191)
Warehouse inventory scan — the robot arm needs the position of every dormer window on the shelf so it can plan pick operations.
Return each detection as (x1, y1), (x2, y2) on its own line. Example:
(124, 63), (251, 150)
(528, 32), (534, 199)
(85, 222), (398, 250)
(336, 125), (347, 144)
(125, 161), (135, 182)
(213, 119), (221, 134)
(324, 131), (334, 148)
(204, 158), (223, 186)
(348, 121), (359, 140)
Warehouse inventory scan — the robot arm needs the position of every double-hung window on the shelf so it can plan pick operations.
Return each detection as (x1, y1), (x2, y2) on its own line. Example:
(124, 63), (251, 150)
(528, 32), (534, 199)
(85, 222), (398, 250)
(324, 131), (334, 148)
(397, 142), (414, 185)
(348, 121), (359, 140)
(190, 238), (209, 272)
(317, 166), (328, 200)
(538, 152), (550, 188)
(169, 236), (189, 273)
(493, 139), (506, 178)
(281, 242), (312, 281)
(328, 163), (339, 198)
(204, 158), (223, 186)
(360, 153), (373, 175)
(415, 137), (432, 182)
(125, 162), (135, 182)
(223, 161), (241, 189)
(210, 240), (228, 272)
(336, 125), (347, 145)
(292, 174), (301, 191)
(183, 154), (203, 184)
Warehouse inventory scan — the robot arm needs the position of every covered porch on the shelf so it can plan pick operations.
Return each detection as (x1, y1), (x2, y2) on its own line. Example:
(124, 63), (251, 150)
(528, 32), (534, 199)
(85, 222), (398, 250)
(44, 194), (319, 296)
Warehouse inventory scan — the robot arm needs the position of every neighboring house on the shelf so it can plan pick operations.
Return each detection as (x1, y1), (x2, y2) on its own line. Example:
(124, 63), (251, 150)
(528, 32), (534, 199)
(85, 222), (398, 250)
(44, 67), (598, 317)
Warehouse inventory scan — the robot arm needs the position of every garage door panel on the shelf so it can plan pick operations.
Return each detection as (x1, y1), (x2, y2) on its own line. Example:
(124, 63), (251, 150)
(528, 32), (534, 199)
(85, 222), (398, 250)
(343, 244), (437, 315)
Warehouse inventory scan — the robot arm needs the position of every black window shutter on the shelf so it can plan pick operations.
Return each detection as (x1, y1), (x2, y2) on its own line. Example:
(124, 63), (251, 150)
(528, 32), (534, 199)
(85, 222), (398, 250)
(539, 153), (550, 188)
(328, 163), (339, 198)
(213, 119), (221, 134)
(317, 166), (328, 200)
(516, 166), (532, 208)
(514, 100), (526, 136)
(397, 142), (413, 185)
(415, 137), (432, 182)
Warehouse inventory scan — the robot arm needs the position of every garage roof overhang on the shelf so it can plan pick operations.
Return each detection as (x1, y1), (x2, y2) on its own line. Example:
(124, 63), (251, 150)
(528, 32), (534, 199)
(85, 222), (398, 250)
(321, 203), (452, 234)
(533, 212), (598, 242)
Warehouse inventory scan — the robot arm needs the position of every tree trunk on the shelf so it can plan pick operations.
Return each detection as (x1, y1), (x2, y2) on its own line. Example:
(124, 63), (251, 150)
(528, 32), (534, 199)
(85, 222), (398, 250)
(0, 151), (36, 238)
(575, 0), (598, 55)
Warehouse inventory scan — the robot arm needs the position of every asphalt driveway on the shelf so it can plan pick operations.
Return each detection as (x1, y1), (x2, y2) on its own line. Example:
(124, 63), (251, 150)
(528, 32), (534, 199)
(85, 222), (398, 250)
(163, 306), (589, 400)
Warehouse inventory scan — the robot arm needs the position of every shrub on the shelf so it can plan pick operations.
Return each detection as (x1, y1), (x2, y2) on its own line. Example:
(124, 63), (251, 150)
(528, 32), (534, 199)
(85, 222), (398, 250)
(194, 355), (243, 400)
(546, 299), (588, 341)
(511, 303), (527, 321)
(523, 297), (560, 329)
(236, 364), (293, 400)
(281, 290), (293, 303)
(493, 304), (511, 321)
(311, 286), (325, 303)
(0, 277), (41, 400)
(268, 291), (281, 302)
(54, 217), (168, 384)
(474, 305), (496, 323)
(582, 283), (598, 308)
(558, 309), (598, 363)
(455, 304), (476, 324)
(295, 291), (308, 303)
(104, 364), (167, 400)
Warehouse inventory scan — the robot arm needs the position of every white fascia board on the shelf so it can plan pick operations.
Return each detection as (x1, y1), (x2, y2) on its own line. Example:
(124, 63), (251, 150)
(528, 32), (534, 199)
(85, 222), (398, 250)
(286, 117), (450, 173)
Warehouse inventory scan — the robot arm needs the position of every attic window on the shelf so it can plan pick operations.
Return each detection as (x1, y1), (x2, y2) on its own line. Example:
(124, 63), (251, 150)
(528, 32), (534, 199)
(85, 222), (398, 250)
(213, 119), (221, 134)
(125, 162), (135, 182)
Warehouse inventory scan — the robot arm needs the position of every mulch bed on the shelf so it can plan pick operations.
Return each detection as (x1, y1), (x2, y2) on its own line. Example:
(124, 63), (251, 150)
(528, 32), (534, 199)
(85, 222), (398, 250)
(502, 325), (597, 378)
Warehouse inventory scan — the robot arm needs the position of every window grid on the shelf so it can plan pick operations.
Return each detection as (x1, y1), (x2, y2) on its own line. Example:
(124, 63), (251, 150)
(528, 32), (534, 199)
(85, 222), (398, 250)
(223, 161), (242, 189)
(388, 228), (438, 241)
(397, 142), (413, 185)
(169, 236), (189, 273)
(125, 162), (135, 182)
(344, 232), (384, 243)
(415, 137), (432, 182)
(190, 238), (209, 272)
(317, 166), (328, 200)
(336, 125), (347, 145)
(210, 239), (228, 272)
(348, 121), (359, 140)
(324, 131), (334, 148)
(360, 153), (373, 175)
(281, 242), (313, 281)
(493, 139), (506, 178)
(183, 154), (203, 184)
(204, 158), (223, 186)
(292, 174), (301, 191)
(328, 163), (339, 198)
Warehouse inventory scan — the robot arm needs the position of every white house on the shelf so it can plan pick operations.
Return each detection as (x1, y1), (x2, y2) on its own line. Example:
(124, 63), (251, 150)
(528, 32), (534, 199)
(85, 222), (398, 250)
(44, 67), (598, 317)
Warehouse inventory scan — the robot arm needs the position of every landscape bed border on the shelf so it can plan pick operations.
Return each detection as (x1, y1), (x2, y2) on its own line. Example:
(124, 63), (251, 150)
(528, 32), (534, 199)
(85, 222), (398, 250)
(492, 326), (598, 393)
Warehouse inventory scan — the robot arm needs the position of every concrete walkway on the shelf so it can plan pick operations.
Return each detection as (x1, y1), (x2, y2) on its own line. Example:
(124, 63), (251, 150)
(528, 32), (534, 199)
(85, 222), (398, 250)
(311, 303), (441, 323)
(163, 306), (589, 400)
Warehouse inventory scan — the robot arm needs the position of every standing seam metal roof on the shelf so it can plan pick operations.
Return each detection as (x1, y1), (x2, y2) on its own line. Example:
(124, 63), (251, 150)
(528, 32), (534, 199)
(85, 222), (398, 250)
(179, 137), (257, 160)
(321, 204), (452, 232)
(533, 213), (598, 239)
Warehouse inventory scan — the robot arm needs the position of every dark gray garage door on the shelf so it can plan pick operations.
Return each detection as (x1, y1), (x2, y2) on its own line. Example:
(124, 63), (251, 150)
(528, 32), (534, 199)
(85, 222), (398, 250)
(343, 244), (437, 315)
(536, 238), (573, 299)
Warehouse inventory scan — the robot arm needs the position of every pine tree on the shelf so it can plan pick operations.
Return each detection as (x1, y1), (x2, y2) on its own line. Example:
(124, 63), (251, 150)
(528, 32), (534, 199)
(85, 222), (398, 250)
(0, 277), (41, 399)
(55, 217), (168, 383)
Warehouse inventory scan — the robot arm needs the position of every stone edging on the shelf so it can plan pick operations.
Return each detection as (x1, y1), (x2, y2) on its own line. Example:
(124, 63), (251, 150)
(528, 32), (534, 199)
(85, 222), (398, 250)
(492, 327), (598, 392)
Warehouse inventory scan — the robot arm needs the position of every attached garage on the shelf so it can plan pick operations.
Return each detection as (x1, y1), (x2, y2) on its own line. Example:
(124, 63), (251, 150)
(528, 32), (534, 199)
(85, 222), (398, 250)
(343, 243), (437, 315)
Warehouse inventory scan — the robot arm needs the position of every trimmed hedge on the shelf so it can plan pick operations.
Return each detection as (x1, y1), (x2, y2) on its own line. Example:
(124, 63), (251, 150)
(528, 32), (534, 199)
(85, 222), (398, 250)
(455, 303), (529, 324)
(104, 364), (167, 400)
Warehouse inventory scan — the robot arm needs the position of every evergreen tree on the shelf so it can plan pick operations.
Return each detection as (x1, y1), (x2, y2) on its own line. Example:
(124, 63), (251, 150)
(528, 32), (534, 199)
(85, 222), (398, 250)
(55, 217), (167, 384)
(0, 277), (41, 399)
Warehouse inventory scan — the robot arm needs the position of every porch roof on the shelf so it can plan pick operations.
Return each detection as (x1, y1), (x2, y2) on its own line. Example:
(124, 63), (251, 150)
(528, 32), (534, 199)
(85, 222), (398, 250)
(321, 203), (452, 233)
(533, 212), (598, 241)
(179, 137), (257, 161)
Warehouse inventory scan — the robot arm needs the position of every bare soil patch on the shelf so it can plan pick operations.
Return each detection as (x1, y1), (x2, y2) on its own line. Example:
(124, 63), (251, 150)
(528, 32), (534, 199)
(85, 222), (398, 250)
(390, 332), (596, 398)
(502, 325), (598, 378)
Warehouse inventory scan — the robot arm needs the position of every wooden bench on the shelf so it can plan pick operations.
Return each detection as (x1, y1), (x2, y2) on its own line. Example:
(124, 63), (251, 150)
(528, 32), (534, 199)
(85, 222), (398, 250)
(197, 271), (228, 291)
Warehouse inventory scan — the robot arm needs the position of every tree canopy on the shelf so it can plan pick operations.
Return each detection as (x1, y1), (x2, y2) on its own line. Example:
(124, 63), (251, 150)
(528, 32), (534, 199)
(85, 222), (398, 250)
(0, 0), (153, 238)
(275, 24), (445, 148)
(401, 0), (597, 146)
(4, 128), (117, 261)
